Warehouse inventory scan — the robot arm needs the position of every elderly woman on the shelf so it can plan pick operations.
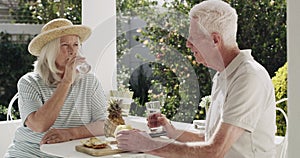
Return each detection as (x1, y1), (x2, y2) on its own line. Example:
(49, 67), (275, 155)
(5, 18), (107, 157)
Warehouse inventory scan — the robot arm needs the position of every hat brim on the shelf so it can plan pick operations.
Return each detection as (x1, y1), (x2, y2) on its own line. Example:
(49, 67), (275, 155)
(28, 25), (91, 56)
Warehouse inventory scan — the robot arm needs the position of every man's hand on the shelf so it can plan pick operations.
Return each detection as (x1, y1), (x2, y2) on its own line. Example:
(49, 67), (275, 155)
(147, 113), (176, 139)
(116, 130), (156, 152)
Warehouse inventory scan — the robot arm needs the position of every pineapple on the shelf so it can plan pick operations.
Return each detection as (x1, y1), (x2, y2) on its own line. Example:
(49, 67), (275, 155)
(104, 99), (125, 137)
(107, 99), (125, 125)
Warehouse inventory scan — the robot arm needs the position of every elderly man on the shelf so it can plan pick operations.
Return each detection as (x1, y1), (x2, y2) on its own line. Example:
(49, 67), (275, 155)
(116, 0), (276, 157)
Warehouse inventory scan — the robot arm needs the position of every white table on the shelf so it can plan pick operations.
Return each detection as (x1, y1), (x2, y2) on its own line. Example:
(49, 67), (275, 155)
(123, 116), (199, 132)
(40, 116), (200, 158)
(40, 137), (159, 158)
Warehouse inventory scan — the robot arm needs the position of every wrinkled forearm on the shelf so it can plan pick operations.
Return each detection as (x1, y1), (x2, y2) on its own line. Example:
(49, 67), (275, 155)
(169, 129), (205, 142)
(147, 140), (219, 158)
(25, 82), (71, 132)
(149, 123), (245, 158)
(68, 120), (105, 140)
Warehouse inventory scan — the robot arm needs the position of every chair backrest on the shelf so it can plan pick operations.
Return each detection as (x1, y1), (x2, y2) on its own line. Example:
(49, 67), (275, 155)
(0, 92), (22, 157)
(275, 98), (288, 158)
(7, 92), (19, 121)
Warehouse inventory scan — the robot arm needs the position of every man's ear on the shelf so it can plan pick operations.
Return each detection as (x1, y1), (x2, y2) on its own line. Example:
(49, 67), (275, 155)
(211, 32), (222, 45)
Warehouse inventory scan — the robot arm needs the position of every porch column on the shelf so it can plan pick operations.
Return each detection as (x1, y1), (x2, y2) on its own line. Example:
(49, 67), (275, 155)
(287, 0), (300, 157)
(82, 0), (117, 95)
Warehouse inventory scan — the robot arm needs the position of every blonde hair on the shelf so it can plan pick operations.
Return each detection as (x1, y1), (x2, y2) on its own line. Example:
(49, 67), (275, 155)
(34, 37), (79, 85)
(189, 0), (238, 48)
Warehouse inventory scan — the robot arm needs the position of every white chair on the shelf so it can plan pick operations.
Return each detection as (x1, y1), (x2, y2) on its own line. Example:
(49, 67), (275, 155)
(6, 93), (19, 121)
(275, 98), (288, 158)
(0, 93), (22, 157)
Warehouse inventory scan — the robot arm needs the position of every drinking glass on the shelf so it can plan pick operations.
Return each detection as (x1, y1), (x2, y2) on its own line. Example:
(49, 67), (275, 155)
(145, 101), (162, 132)
(76, 49), (91, 74)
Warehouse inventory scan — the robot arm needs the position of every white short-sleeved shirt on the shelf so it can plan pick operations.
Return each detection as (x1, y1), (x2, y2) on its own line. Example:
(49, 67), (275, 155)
(5, 72), (107, 158)
(205, 50), (276, 158)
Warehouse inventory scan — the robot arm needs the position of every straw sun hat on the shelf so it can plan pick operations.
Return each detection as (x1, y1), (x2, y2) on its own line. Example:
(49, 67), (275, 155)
(28, 18), (92, 56)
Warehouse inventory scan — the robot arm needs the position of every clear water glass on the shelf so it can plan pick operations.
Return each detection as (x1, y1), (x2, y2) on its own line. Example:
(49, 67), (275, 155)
(76, 50), (91, 74)
(145, 101), (162, 132)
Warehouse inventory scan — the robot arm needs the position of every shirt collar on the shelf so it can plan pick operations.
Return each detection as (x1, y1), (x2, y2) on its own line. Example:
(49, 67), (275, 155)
(218, 49), (253, 79)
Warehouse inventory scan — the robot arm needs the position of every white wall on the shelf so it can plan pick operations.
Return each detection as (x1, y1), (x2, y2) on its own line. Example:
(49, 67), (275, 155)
(82, 0), (116, 96)
(287, 0), (300, 157)
(0, 24), (42, 34)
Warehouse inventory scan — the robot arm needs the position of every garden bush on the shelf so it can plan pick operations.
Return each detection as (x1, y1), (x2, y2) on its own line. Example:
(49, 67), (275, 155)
(272, 62), (288, 136)
(0, 32), (35, 121)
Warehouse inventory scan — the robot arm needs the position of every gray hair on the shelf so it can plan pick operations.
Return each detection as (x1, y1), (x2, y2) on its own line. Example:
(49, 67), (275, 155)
(189, 0), (238, 48)
(34, 37), (78, 85)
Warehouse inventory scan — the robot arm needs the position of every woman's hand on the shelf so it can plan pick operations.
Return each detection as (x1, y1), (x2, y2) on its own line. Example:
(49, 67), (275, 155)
(61, 53), (78, 85)
(40, 128), (73, 144)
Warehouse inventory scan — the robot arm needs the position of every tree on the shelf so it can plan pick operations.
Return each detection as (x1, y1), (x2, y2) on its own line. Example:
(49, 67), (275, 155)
(10, 0), (82, 24)
(0, 32), (35, 120)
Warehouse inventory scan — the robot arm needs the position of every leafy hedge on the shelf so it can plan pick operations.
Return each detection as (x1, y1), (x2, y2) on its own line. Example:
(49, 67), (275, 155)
(0, 32), (35, 120)
(11, 0), (82, 24)
(272, 62), (288, 136)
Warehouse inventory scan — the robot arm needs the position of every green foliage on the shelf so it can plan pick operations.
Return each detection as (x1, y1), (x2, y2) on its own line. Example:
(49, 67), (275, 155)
(0, 105), (8, 121)
(10, 0), (82, 24)
(116, 0), (162, 116)
(272, 63), (288, 101)
(228, 0), (287, 77)
(117, 0), (158, 16)
(117, 0), (212, 122)
(272, 62), (288, 136)
(0, 32), (35, 121)
(136, 24), (212, 122)
(0, 104), (19, 121)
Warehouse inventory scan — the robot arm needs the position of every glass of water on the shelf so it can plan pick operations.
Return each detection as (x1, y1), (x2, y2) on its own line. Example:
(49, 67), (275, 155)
(76, 49), (91, 74)
(145, 101), (162, 132)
